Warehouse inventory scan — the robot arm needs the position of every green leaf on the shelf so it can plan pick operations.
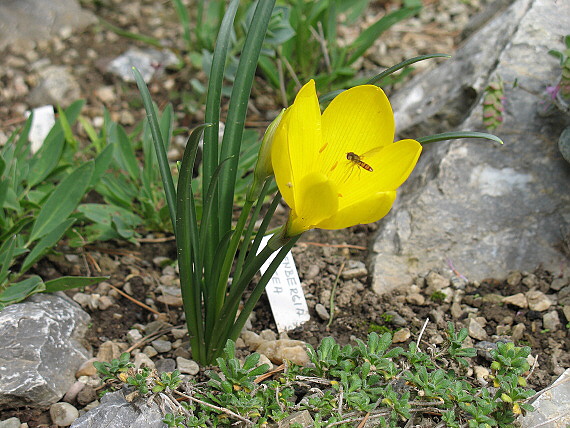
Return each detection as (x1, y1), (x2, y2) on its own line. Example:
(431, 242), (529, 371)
(417, 131), (504, 145)
(346, 6), (421, 65)
(28, 161), (94, 243)
(0, 235), (17, 285)
(114, 125), (140, 181)
(28, 100), (85, 187)
(44, 276), (108, 293)
(0, 275), (44, 306)
(91, 143), (115, 186)
(20, 218), (76, 274)
(132, 67), (176, 229)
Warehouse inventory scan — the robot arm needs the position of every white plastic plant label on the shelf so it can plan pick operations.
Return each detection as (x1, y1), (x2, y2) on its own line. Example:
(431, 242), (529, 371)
(259, 235), (310, 332)
(26, 105), (55, 154)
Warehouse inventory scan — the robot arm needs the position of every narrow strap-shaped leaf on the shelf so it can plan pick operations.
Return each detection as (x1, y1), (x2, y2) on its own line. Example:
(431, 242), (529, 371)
(132, 67), (177, 229)
(203, 0), (240, 192)
(240, 190), (283, 278)
(233, 179), (272, 281)
(346, 6), (421, 66)
(318, 54), (451, 103)
(417, 131), (504, 145)
(366, 53), (451, 85)
(176, 124), (210, 364)
(44, 276), (108, 292)
(20, 218), (76, 274)
(227, 234), (301, 343)
(28, 161), (94, 244)
(218, 0), (276, 238)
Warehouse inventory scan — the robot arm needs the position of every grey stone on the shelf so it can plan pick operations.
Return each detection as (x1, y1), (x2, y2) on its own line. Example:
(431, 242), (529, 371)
(0, 418), (21, 428)
(151, 339), (172, 354)
(371, 0), (570, 295)
(385, 310), (408, 327)
(559, 126), (570, 163)
(50, 402), (79, 426)
(341, 260), (368, 279)
(70, 389), (176, 428)
(0, 0), (95, 50)
(176, 357), (199, 375)
(27, 65), (82, 107)
(520, 368), (570, 428)
(314, 303), (330, 320)
(543, 311), (561, 332)
(468, 318), (488, 341)
(106, 48), (178, 83)
(278, 410), (314, 428)
(0, 294), (91, 408)
(154, 358), (176, 374)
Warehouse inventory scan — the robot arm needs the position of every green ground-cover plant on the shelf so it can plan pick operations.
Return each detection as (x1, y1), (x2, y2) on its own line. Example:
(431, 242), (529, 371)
(0, 102), (108, 309)
(95, 327), (536, 427)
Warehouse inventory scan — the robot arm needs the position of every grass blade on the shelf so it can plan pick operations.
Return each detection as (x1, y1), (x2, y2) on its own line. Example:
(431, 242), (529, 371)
(218, 0), (276, 236)
(132, 67), (177, 229)
(417, 131), (504, 145)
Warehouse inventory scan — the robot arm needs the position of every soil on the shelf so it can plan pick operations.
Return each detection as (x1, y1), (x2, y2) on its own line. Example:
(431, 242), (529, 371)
(1, 0), (569, 426)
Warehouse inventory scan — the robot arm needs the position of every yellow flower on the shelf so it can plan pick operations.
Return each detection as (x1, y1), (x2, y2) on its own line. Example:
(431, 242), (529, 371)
(271, 80), (422, 236)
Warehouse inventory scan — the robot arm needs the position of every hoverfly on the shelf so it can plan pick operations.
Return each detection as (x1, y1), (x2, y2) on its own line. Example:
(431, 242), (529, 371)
(346, 152), (373, 172)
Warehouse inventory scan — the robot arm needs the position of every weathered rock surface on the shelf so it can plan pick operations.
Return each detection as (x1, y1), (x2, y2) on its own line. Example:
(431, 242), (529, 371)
(372, 0), (570, 294)
(0, 0), (95, 50)
(520, 368), (570, 428)
(70, 389), (176, 428)
(0, 294), (91, 408)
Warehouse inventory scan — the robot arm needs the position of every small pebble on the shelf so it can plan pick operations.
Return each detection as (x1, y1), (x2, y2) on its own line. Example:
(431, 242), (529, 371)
(384, 310), (407, 327)
(259, 329), (277, 341)
(126, 329), (143, 344)
(75, 358), (98, 377)
(526, 290), (552, 311)
(406, 293), (425, 305)
(143, 345), (158, 358)
(155, 358), (176, 373)
(543, 311), (561, 331)
(134, 352), (155, 370)
(506, 271), (522, 286)
(342, 260), (368, 279)
(171, 328), (188, 339)
(50, 402), (79, 426)
(315, 303), (330, 320)
(468, 318), (488, 341)
(425, 271), (449, 294)
(392, 328), (411, 343)
(502, 293), (528, 308)
(176, 357), (200, 375)
(151, 339), (172, 353)
(0, 417), (21, 428)
(511, 323), (526, 342)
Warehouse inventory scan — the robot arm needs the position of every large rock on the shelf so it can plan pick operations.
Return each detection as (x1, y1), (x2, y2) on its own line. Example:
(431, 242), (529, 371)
(0, 294), (91, 408)
(71, 389), (176, 428)
(0, 0), (95, 50)
(371, 0), (570, 294)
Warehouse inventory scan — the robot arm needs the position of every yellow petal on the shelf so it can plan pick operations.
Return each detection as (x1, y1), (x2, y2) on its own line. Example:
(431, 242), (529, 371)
(271, 107), (295, 207)
(317, 191), (396, 230)
(287, 172), (338, 236)
(286, 80), (322, 191)
(334, 139), (422, 207)
(319, 85), (395, 180)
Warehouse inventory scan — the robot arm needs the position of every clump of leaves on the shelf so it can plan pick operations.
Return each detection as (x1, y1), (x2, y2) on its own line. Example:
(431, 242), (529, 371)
(96, 323), (536, 427)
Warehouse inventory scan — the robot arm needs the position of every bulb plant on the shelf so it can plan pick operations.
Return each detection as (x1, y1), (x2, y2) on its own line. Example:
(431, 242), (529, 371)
(134, 1), (502, 365)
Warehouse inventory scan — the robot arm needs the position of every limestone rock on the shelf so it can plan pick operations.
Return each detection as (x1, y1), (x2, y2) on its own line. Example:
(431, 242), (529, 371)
(371, 0), (570, 295)
(0, 0), (95, 50)
(0, 294), (91, 409)
(70, 389), (175, 428)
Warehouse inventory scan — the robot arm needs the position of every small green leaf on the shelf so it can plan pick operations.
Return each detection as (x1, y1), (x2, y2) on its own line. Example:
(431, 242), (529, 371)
(44, 276), (108, 293)
(28, 161), (94, 243)
(20, 218), (76, 274)
(417, 131), (504, 145)
(0, 276), (44, 306)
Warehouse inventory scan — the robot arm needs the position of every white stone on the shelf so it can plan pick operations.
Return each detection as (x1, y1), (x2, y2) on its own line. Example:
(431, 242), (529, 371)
(50, 402), (79, 426)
